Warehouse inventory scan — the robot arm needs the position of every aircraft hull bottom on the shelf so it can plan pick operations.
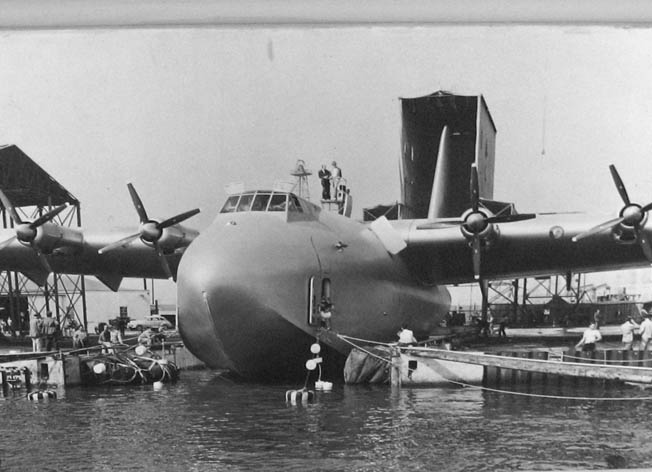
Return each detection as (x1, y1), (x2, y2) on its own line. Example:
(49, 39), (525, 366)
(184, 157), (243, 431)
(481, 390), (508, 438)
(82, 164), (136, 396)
(178, 284), (348, 382)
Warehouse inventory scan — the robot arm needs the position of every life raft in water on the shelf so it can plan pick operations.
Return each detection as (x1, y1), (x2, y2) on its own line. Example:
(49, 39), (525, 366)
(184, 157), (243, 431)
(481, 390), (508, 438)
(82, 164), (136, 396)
(27, 390), (57, 401)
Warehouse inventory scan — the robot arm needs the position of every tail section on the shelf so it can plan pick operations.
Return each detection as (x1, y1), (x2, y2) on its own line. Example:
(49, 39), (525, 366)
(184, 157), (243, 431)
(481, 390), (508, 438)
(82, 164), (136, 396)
(398, 91), (497, 219)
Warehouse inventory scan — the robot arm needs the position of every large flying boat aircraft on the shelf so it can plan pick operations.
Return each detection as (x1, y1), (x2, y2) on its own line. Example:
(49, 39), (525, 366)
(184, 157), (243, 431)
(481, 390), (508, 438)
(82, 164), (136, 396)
(1, 92), (652, 381)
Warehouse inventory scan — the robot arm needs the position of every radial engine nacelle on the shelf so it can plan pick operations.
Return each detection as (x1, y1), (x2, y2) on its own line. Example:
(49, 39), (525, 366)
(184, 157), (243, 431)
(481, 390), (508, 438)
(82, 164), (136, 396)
(458, 207), (499, 249)
(30, 222), (83, 253)
(150, 223), (200, 253)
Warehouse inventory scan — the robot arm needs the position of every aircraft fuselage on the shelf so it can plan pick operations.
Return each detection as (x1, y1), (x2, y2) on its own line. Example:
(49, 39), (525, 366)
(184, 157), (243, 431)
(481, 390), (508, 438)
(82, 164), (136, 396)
(176, 191), (450, 380)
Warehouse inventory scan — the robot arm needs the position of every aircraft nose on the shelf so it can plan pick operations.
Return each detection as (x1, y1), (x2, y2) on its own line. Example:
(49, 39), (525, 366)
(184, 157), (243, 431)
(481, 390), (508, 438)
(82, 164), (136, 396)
(175, 218), (320, 379)
(176, 233), (241, 371)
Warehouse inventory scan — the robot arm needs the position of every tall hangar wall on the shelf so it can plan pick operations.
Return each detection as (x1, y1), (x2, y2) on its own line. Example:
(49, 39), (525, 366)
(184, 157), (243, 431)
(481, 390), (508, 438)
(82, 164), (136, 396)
(399, 91), (497, 219)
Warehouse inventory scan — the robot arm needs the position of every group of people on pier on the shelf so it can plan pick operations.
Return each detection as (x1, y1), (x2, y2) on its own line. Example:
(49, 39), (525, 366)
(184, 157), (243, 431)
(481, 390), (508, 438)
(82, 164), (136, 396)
(575, 305), (652, 352)
(28, 311), (61, 352)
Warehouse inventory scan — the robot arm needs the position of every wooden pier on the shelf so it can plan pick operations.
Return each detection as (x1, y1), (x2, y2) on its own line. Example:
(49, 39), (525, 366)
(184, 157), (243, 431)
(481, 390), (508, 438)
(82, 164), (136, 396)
(393, 347), (652, 387)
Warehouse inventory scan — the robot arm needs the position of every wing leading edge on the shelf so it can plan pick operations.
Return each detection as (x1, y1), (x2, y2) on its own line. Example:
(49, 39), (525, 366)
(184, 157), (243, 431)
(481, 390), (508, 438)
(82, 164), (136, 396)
(388, 164), (652, 285)
(0, 184), (200, 291)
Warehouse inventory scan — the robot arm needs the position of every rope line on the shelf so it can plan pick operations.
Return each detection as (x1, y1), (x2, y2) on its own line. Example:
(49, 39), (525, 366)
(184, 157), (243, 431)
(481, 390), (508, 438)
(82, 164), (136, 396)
(336, 334), (393, 365)
(440, 377), (652, 401)
(560, 353), (652, 364)
(337, 334), (393, 347)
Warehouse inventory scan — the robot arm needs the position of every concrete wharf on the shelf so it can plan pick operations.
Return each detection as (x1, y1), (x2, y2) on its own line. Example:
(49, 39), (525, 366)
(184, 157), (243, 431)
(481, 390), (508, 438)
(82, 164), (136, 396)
(393, 346), (652, 387)
(0, 341), (205, 392)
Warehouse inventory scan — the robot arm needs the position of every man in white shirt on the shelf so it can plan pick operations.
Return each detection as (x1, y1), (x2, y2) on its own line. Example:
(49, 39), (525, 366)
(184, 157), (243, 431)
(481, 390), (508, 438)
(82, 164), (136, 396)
(575, 323), (602, 352)
(330, 161), (342, 199)
(397, 324), (417, 346)
(621, 316), (640, 351)
(639, 311), (652, 351)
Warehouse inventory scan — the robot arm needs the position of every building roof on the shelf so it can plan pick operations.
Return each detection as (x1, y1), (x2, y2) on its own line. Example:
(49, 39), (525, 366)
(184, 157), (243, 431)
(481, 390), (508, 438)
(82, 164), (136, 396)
(0, 145), (79, 207)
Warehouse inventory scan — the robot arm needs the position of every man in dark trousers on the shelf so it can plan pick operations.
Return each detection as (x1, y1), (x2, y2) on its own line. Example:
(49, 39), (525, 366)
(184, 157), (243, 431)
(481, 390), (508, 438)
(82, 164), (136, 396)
(41, 311), (59, 351)
(318, 164), (331, 200)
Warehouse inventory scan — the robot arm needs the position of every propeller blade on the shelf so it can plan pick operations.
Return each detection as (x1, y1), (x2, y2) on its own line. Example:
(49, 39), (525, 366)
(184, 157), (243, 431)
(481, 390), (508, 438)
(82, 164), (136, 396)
(31, 242), (52, 274)
(642, 202), (652, 213)
(471, 235), (481, 280)
(478, 278), (488, 304)
(0, 189), (23, 225)
(637, 229), (652, 262)
(98, 233), (140, 255)
(609, 164), (630, 206)
(157, 208), (201, 229)
(479, 278), (489, 320)
(565, 272), (572, 292)
(571, 217), (624, 242)
(0, 235), (16, 251)
(416, 219), (464, 230)
(154, 242), (173, 280)
(470, 164), (479, 213)
(29, 204), (67, 229)
(127, 183), (149, 224)
(487, 213), (537, 224)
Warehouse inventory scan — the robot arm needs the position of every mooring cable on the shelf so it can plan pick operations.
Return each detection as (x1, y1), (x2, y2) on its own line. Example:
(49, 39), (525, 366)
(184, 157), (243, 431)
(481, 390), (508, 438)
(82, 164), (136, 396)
(439, 377), (652, 401)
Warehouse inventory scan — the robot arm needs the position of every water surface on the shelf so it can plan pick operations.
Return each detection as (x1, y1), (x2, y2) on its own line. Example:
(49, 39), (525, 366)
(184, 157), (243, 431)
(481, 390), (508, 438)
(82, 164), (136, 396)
(1, 370), (651, 471)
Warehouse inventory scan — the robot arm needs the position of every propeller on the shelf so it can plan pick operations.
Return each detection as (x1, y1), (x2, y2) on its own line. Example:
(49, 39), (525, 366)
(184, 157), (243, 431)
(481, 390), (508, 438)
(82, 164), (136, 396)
(0, 189), (67, 273)
(98, 183), (200, 279)
(419, 164), (536, 280)
(572, 165), (652, 261)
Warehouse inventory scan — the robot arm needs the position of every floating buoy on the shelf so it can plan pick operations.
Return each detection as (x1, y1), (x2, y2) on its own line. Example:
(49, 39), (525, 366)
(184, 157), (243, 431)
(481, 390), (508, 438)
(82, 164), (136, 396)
(27, 390), (57, 401)
(153, 381), (164, 390)
(135, 345), (147, 356)
(92, 363), (106, 374)
(285, 389), (315, 404)
(315, 380), (333, 391)
(310, 343), (321, 354)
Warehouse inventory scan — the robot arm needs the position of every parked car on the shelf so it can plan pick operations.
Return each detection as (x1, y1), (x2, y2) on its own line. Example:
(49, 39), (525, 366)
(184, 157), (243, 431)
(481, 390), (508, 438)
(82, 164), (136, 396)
(127, 315), (173, 331)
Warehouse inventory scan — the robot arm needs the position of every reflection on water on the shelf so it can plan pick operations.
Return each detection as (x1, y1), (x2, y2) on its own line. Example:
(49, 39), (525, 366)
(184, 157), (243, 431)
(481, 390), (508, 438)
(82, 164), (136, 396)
(1, 371), (652, 471)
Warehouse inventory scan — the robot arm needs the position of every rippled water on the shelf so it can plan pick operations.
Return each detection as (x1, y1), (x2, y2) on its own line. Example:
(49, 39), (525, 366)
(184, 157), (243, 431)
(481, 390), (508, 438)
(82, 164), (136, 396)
(2, 370), (652, 471)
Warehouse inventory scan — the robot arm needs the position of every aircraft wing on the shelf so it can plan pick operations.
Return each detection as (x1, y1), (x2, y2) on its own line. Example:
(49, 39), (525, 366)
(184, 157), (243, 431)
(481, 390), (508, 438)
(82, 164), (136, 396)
(387, 212), (652, 285)
(0, 224), (199, 290)
(0, 183), (200, 290)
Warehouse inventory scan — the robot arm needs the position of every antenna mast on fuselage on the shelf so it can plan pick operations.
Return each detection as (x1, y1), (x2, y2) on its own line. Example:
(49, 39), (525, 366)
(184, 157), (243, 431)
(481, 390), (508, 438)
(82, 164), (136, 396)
(290, 160), (312, 200)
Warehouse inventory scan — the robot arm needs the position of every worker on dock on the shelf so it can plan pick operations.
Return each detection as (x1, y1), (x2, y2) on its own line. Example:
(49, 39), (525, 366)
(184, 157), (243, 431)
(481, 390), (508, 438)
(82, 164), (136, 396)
(72, 325), (88, 348)
(29, 313), (43, 352)
(109, 325), (123, 346)
(42, 311), (59, 351)
(498, 314), (509, 337)
(575, 322), (602, 352)
(98, 323), (112, 353)
(397, 323), (417, 346)
(620, 316), (640, 351)
(639, 310), (652, 351)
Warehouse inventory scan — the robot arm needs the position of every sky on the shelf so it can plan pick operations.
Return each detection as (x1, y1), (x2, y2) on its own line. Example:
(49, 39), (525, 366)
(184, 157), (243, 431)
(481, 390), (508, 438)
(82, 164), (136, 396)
(2, 23), (652, 300)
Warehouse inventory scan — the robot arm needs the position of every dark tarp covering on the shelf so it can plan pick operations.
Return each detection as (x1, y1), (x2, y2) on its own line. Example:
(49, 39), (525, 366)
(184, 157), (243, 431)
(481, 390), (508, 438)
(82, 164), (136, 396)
(0, 145), (78, 208)
(343, 346), (391, 384)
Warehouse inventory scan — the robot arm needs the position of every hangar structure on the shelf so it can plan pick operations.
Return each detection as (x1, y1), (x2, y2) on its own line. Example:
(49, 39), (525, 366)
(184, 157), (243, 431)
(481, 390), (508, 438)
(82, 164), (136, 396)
(0, 145), (87, 331)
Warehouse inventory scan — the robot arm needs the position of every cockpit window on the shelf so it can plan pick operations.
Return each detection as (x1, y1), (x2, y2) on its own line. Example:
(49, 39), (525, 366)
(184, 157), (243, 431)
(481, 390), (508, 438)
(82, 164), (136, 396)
(251, 193), (271, 211)
(268, 193), (287, 212)
(288, 194), (303, 213)
(220, 195), (240, 213)
(236, 193), (255, 212)
(220, 191), (307, 214)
